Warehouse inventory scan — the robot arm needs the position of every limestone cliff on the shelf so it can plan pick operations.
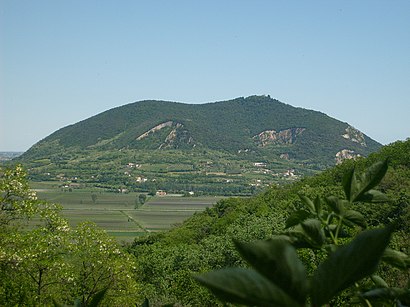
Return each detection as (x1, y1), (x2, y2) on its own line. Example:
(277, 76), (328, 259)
(136, 121), (174, 140)
(253, 128), (305, 147)
(136, 121), (194, 149)
(335, 149), (361, 164)
(159, 124), (194, 149)
(342, 126), (366, 147)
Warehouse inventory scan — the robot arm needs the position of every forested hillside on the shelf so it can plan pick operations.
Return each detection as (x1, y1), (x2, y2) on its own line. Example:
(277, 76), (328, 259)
(129, 139), (410, 306)
(16, 95), (382, 195)
(20, 96), (380, 163)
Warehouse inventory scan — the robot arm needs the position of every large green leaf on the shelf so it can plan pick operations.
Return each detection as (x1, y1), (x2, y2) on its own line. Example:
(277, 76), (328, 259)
(280, 230), (317, 249)
(325, 196), (346, 215)
(285, 209), (312, 229)
(352, 160), (388, 202)
(234, 239), (308, 304)
(301, 219), (325, 248)
(371, 275), (388, 288)
(342, 210), (367, 228)
(298, 195), (315, 213)
(360, 287), (410, 302)
(356, 190), (389, 203)
(195, 268), (300, 307)
(360, 159), (389, 191)
(342, 167), (355, 202)
(314, 196), (322, 217)
(382, 248), (410, 269)
(310, 225), (393, 306)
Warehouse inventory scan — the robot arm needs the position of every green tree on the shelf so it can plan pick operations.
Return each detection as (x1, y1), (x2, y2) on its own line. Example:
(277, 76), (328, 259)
(138, 193), (147, 205)
(0, 165), (71, 304)
(67, 222), (140, 306)
(148, 187), (156, 196)
(195, 161), (410, 306)
(0, 164), (40, 227)
(0, 165), (142, 306)
(91, 193), (97, 204)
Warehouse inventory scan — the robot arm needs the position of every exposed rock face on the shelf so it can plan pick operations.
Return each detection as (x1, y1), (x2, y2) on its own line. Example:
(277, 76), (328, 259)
(280, 153), (290, 160)
(335, 149), (361, 165)
(342, 126), (366, 147)
(137, 121), (174, 140)
(254, 128), (305, 147)
(136, 121), (194, 149)
(159, 125), (194, 149)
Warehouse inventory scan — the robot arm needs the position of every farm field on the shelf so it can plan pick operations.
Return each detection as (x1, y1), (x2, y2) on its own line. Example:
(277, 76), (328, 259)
(31, 183), (223, 242)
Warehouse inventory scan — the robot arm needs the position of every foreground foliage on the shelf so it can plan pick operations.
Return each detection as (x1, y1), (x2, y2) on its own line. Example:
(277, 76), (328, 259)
(131, 140), (409, 306)
(0, 165), (141, 306)
(195, 160), (410, 306)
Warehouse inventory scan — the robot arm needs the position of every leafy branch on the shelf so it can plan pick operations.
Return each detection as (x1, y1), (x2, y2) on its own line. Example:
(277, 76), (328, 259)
(195, 160), (410, 306)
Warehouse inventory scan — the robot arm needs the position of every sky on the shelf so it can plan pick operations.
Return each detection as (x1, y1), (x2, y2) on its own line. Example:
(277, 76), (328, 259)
(1, 0), (409, 152)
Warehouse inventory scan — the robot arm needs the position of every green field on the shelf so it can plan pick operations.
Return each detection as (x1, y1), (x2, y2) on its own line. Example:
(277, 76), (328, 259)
(32, 183), (223, 242)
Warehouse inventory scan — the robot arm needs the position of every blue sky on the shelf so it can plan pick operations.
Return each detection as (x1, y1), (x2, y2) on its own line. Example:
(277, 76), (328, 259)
(1, 0), (409, 151)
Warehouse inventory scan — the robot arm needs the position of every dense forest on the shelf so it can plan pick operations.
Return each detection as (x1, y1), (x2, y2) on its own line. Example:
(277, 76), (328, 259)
(129, 139), (410, 306)
(15, 96), (384, 196)
(1, 139), (409, 306)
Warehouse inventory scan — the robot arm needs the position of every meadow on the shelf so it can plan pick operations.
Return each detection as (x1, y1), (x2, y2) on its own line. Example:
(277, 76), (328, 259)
(32, 182), (223, 242)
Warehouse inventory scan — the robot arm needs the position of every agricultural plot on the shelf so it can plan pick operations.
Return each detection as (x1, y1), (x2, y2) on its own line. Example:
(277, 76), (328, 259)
(31, 184), (222, 242)
(142, 196), (222, 211)
(132, 196), (224, 231)
(130, 211), (194, 231)
(61, 210), (141, 230)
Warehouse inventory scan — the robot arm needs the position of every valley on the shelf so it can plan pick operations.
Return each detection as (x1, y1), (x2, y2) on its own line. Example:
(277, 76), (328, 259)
(32, 181), (225, 242)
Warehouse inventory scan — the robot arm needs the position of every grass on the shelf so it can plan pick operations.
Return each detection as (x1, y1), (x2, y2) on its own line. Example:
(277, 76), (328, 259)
(31, 184), (222, 242)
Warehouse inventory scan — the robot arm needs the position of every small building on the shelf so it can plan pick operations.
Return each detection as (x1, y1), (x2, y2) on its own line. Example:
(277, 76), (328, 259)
(136, 176), (148, 183)
(284, 169), (296, 177)
(156, 190), (167, 196)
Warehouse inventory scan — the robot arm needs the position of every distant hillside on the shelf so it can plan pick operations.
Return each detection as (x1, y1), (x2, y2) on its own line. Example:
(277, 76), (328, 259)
(0, 152), (23, 161)
(21, 95), (380, 162)
(16, 95), (382, 195)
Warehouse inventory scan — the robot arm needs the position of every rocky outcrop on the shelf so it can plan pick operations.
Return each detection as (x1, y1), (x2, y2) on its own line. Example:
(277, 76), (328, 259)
(136, 121), (194, 149)
(254, 128), (305, 147)
(335, 149), (361, 165)
(342, 126), (366, 147)
(159, 125), (194, 149)
(136, 121), (174, 140)
(280, 153), (290, 160)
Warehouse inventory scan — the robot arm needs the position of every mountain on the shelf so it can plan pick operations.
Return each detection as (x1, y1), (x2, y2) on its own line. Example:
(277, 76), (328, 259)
(17, 95), (382, 194)
(0, 152), (23, 161)
(22, 95), (380, 160)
